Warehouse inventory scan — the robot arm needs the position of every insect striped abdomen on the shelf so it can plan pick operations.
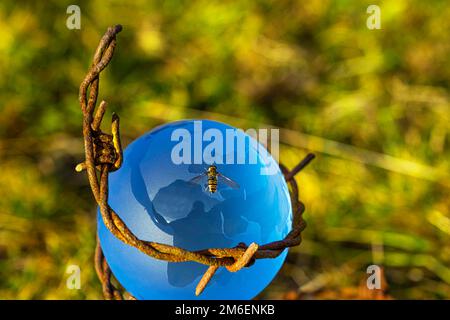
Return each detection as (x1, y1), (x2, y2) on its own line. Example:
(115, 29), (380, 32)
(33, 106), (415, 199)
(208, 176), (217, 193)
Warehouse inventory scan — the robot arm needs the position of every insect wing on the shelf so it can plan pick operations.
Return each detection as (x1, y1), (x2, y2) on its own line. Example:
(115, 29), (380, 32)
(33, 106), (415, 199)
(189, 172), (207, 185)
(217, 173), (240, 190)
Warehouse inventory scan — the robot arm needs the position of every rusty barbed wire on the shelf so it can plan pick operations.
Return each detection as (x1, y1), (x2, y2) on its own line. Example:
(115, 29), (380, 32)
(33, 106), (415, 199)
(77, 25), (315, 299)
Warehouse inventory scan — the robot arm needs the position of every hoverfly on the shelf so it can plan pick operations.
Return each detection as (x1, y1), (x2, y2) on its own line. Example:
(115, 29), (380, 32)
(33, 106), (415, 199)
(189, 165), (239, 193)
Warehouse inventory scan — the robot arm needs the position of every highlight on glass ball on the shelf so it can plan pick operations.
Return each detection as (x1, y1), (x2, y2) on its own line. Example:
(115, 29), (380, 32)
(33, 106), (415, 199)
(98, 119), (293, 299)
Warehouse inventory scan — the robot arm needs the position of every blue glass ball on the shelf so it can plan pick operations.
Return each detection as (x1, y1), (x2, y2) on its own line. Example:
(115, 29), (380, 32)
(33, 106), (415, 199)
(98, 119), (292, 299)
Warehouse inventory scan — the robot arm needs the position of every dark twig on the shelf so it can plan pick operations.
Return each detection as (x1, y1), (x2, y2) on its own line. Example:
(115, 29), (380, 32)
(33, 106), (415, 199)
(285, 153), (316, 181)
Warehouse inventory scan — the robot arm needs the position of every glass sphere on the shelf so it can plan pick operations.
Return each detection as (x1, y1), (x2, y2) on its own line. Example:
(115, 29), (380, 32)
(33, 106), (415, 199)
(98, 119), (292, 299)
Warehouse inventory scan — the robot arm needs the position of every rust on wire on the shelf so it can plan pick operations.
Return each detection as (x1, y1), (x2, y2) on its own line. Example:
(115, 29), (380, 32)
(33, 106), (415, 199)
(77, 25), (315, 299)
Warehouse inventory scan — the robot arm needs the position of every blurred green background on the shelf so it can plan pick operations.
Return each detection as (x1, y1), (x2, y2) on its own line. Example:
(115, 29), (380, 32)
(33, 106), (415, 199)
(0, 0), (449, 299)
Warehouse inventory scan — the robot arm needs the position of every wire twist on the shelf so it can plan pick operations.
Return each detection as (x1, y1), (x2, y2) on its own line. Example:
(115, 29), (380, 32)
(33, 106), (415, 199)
(77, 25), (315, 299)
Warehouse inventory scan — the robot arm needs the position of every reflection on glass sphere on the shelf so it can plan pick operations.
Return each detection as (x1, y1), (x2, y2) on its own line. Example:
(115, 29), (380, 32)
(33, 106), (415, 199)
(98, 119), (292, 299)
